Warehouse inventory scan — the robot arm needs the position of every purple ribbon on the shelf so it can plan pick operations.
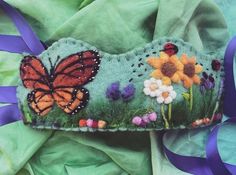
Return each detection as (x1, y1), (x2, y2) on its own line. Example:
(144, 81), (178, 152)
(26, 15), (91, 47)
(163, 36), (236, 175)
(0, 104), (22, 126)
(0, 0), (45, 126)
(0, 86), (18, 103)
(163, 136), (236, 175)
(0, 35), (32, 53)
(0, 0), (44, 55)
(224, 36), (236, 117)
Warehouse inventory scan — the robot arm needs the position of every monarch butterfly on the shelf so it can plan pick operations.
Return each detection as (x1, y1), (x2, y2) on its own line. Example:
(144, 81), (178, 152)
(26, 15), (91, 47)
(20, 50), (101, 116)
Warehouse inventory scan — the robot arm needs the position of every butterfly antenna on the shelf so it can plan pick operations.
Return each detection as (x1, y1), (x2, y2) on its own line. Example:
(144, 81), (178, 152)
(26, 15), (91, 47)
(54, 55), (60, 66)
(49, 57), (53, 68)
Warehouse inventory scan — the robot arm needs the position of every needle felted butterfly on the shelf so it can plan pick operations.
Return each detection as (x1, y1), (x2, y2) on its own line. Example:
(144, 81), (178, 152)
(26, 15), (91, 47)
(20, 50), (100, 116)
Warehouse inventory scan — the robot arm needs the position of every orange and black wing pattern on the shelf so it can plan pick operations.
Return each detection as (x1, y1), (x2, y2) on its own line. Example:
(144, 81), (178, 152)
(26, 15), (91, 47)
(53, 87), (89, 115)
(53, 50), (100, 88)
(27, 90), (54, 116)
(20, 56), (50, 91)
(20, 50), (100, 116)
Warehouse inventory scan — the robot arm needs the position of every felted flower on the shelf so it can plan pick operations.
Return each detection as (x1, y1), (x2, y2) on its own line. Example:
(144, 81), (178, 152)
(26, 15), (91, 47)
(86, 119), (93, 127)
(147, 52), (183, 85)
(106, 82), (121, 101)
(211, 60), (221, 71)
(156, 85), (177, 104)
(212, 113), (222, 121)
(191, 118), (211, 128)
(143, 78), (162, 97)
(179, 54), (203, 88)
(98, 120), (107, 128)
(92, 121), (98, 128)
(191, 119), (203, 128)
(202, 118), (210, 125)
(132, 116), (142, 126)
(121, 83), (136, 101)
(142, 115), (150, 124)
(148, 112), (157, 121)
(78, 119), (87, 127)
(200, 72), (215, 94)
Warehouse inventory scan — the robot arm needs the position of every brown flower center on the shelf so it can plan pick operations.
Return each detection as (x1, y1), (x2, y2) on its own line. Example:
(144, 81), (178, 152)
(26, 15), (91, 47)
(162, 92), (169, 99)
(150, 83), (158, 91)
(184, 63), (195, 77)
(161, 62), (177, 77)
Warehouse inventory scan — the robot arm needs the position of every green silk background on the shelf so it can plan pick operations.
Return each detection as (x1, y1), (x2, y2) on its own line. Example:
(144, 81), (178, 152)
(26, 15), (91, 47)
(0, 0), (234, 174)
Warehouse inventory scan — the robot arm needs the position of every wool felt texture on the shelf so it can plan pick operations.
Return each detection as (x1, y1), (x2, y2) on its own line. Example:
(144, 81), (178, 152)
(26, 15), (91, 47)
(0, 0), (230, 174)
(17, 37), (223, 131)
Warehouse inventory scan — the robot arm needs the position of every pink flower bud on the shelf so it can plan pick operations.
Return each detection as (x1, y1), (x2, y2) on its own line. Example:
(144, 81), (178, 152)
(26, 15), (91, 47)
(86, 119), (93, 127)
(148, 112), (157, 121)
(132, 116), (142, 126)
(142, 115), (150, 124)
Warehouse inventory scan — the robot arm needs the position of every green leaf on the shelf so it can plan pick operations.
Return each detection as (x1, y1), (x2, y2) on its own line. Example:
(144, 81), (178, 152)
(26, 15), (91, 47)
(182, 92), (190, 101)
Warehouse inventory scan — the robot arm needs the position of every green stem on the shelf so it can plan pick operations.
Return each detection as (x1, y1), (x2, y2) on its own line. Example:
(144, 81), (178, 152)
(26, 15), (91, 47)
(161, 104), (169, 129)
(168, 103), (172, 122)
(189, 86), (193, 111)
(206, 90), (214, 117)
(210, 101), (219, 123)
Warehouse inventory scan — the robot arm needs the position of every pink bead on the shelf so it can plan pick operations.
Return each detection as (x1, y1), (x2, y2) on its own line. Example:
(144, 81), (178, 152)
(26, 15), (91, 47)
(132, 116), (142, 126)
(148, 112), (157, 121)
(86, 119), (93, 127)
(142, 115), (150, 124)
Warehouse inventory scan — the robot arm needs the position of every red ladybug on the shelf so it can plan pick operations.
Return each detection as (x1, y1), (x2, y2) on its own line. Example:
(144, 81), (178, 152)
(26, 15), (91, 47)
(211, 60), (221, 71)
(162, 43), (178, 56)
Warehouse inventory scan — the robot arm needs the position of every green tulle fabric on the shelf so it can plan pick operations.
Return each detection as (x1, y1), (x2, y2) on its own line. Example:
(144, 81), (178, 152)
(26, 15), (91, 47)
(0, 0), (231, 174)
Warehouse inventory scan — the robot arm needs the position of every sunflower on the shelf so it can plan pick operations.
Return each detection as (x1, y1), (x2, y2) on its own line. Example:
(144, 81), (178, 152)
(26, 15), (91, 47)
(147, 52), (183, 85)
(179, 54), (203, 88)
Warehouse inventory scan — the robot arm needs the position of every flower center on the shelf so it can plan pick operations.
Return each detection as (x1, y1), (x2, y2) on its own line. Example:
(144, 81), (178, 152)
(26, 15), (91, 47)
(162, 92), (169, 99)
(161, 62), (177, 77)
(150, 83), (158, 91)
(184, 63), (195, 77)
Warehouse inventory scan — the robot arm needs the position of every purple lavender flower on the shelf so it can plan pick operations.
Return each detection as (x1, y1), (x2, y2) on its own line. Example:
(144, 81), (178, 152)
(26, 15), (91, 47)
(200, 72), (215, 94)
(121, 83), (136, 102)
(106, 82), (121, 101)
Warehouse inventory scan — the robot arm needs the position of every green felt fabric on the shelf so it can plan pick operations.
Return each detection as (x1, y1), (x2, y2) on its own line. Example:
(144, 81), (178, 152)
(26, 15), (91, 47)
(17, 37), (223, 131)
(0, 0), (230, 174)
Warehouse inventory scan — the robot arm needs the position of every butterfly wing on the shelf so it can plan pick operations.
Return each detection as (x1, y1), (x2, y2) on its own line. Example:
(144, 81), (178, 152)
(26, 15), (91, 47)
(53, 50), (100, 88)
(27, 90), (54, 116)
(20, 56), (50, 91)
(53, 87), (89, 115)
(20, 56), (53, 116)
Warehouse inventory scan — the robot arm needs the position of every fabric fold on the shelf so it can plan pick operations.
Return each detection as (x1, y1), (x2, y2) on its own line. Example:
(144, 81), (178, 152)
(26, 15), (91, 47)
(0, 0), (232, 175)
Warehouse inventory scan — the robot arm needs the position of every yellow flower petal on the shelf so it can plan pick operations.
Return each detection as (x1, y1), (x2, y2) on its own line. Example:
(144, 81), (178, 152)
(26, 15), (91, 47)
(159, 52), (169, 63)
(183, 76), (193, 88)
(169, 55), (178, 63)
(176, 62), (184, 71)
(171, 73), (181, 83)
(180, 54), (188, 64)
(162, 76), (171, 85)
(188, 57), (196, 64)
(150, 69), (163, 78)
(195, 65), (203, 74)
(193, 75), (201, 84)
(177, 71), (185, 79)
(147, 58), (162, 69)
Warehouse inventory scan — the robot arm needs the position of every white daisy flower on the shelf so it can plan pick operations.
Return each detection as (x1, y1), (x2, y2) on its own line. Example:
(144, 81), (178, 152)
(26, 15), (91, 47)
(156, 85), (177, 104)
(143, 78), (162, 97)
